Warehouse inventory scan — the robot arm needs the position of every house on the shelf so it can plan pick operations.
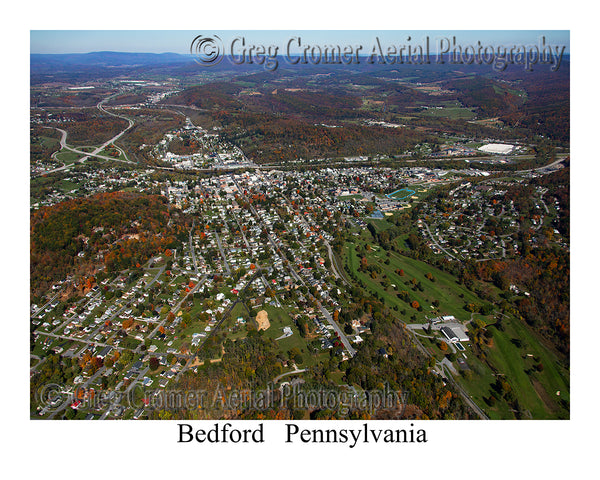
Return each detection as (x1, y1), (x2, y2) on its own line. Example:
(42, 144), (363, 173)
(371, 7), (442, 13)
(97, 346), (113, 359)
(133, 408), (145, 420)
(440, 325), (469, 343)
(112, 405), (125, 417)
(142, 377), (153, 387)
(441, 326), (459, 343)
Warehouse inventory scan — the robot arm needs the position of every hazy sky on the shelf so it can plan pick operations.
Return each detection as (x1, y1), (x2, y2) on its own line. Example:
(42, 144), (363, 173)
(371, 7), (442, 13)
(31, 30), (570, 55)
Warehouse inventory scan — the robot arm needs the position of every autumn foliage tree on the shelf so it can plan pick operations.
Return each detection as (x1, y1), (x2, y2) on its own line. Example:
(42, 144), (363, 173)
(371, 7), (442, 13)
(149, 357), (160, 371)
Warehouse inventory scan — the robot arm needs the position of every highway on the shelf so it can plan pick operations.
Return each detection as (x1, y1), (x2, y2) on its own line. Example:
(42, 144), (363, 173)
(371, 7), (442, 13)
(515, 155), (568, 174)
(35, 92), (136, 177)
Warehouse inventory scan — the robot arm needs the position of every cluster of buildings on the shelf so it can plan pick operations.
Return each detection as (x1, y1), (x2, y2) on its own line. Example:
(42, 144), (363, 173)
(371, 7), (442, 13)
(153, 121), (256, 170)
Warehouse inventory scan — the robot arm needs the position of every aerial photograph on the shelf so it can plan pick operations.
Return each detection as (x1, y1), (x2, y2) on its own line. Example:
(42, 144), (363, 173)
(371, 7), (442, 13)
(29, 30), (570, 422)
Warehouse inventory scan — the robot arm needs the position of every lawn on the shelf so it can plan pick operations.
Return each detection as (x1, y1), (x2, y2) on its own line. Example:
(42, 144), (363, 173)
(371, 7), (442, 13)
(343, 236), (569, 419)
(99, 146), (127, 161)
(387, 188), (416, 200)
(484, 316), (568, 417)
(38, 135), (60, 151)
(419, 106), (477, 120)
(54, 150), (83, 165)
(56, 179), (80, 193)
(257, 305), (296, 341)
(344, 241), (485, 322)
(222, 303), (327, 368)
(453, 314), (569, 419)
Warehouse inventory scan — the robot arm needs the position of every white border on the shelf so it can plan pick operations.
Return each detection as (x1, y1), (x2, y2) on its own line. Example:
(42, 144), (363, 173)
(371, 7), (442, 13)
(5, 1), (595, 478)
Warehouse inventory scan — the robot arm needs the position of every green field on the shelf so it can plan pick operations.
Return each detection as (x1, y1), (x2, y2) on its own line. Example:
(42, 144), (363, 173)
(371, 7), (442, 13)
(99, 146), (127, 161)
(419, 106), (477, 120)
(493, 84), (528, 100)
(38, 135), (60, 150)
(345, 241), (484, 321)
(454, 313), (569, 419)
(218, 302), (333, 370)
(342, 236), (569, 418)
(54, 150), (83, 165)
(56, 179), (80, 193)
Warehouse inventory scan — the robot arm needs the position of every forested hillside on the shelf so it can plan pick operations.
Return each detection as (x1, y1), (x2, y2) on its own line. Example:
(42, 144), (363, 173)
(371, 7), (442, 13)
(30, 192), (185, 298)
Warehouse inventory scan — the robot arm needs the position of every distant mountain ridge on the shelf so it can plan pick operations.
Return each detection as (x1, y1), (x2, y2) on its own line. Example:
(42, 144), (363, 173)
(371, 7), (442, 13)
(31, 51), (195, 67)
(32, 50), (570, 68)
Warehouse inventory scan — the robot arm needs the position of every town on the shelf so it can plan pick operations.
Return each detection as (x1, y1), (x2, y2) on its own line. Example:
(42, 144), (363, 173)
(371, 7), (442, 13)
(30, 148), (569, 420)
(30, 48), (570, 421)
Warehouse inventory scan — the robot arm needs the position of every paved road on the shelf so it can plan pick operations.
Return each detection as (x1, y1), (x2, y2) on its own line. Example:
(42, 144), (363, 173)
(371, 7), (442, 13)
(47, 366), (106, 419)
(325, 240), (350, 286)
(405, 324), (488, 420)
(145, 277), (206, 344)
(146, 264), (167, 289)
(189, 221), (199, 276)
(213, 230), (231, 276)
(50, 290), (103, 336)
(282, 193), (350, 286)
(34, 93), (135, 176)
(31, 292), (61, 318)
(515, 155), (568, 174)
(176, 269), (264, 380)
(422, 221), (458, 260)
(231, 210), (251, 250)
(272, 368), (307, 383)
(38, 124), (135, 176)
(30, 356), (47, 375)
(99, 366), (149, 419)
(316, 301), (356, 357)
(438, 362), (489, 420)
(35, 331), (126, 353)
